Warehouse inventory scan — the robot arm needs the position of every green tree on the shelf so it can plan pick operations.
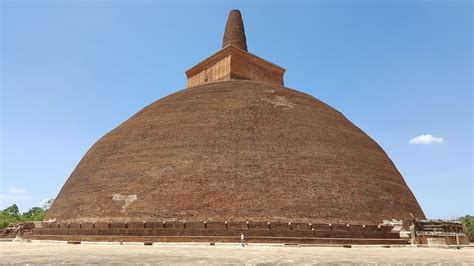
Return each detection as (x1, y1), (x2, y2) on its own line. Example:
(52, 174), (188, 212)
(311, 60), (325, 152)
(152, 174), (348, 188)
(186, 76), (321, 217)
(460, 215), (474, 241)
(3, 204), (20, 217)
(0, 204), (49, 229)
(22, 207), (47, 221)
(0, 212), (18, 229)
(0, 205), (21, 229)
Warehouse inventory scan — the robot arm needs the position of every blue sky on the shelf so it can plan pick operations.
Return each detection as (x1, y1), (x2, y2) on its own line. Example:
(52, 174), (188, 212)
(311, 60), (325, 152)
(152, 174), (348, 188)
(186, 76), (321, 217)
(1, 1), (472, 219)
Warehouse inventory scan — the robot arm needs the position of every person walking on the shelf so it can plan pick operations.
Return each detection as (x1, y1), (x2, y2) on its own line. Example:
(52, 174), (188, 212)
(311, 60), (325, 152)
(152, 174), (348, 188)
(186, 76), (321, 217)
(240, 232), (245, 247)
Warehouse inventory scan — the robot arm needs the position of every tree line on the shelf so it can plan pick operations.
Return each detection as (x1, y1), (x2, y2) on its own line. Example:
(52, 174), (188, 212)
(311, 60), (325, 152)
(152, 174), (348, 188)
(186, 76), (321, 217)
(0, 199), (53, 229)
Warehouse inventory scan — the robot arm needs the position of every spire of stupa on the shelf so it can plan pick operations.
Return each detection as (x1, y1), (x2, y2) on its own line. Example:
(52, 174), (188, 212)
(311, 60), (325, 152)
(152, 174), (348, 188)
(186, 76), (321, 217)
(222, 9), (247, 51)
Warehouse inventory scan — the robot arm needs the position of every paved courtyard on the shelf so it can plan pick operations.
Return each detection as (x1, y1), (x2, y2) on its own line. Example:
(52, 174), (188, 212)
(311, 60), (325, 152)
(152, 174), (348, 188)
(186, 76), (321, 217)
(0, 241), (473, 265)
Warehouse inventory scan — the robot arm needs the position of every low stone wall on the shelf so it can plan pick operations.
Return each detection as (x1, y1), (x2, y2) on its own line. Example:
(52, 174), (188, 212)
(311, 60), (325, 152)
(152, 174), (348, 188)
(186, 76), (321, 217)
(416, 234), (469, 246)
(414, 220), (464, 233)
(414, 220), (469, 246)
(41, 221), (393, 231)
(0, 228), (17, 239)
(1, 222), (36, 239)
(28, 221), (407, 245)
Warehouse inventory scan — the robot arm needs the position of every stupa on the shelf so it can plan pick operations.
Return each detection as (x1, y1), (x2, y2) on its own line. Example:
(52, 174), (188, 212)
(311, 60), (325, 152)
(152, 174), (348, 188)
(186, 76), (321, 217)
(35, 10), (427, 244)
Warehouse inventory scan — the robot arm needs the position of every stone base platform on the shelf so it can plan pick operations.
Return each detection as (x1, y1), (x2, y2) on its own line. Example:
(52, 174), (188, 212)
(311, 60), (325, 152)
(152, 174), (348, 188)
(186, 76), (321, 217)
(26, 221), (409, 245)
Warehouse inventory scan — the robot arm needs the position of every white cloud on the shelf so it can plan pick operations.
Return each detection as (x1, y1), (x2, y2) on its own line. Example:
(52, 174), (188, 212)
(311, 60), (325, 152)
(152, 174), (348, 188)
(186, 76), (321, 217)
(409, 134), (444, 145)
(8, 187), (26, 194)
(0, 187), (32, 202)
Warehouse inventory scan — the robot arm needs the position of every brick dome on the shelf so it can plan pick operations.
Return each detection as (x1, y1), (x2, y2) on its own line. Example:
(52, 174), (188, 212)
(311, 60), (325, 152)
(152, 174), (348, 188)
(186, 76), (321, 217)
(46, 9), (425, 226)
(46, 80), (425, 224)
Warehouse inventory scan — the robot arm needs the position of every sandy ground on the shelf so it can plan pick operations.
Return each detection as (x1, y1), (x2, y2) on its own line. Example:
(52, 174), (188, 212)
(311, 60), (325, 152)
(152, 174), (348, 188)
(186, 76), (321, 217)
(0, 241), (473, 265)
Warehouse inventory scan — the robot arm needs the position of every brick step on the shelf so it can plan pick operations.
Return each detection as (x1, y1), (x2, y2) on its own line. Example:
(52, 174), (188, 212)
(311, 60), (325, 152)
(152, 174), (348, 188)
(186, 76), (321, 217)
(423, 225), (444, 228)
(43, 222), (394, 233)
(28, 234), (410, 245)
(32, 228), (400, 239)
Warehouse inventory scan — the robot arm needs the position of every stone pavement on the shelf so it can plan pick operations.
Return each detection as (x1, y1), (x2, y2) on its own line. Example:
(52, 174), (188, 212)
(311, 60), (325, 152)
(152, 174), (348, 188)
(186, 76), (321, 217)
(0, 241), (473, 265)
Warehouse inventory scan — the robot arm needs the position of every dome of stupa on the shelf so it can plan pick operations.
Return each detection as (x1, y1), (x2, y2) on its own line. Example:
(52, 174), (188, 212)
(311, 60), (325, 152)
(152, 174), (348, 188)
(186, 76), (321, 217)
(46, 10), (425, 225)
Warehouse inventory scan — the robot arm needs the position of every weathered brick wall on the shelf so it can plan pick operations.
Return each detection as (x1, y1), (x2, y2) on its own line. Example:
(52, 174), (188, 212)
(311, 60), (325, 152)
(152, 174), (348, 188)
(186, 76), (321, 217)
(186, 46), (285, 88)
(413, 220), (470, 245)
(416, 235), (470, 245)
(230, 51), (284, 86)
(31, 221), (405, 244)
(187, 56), (231, 87)
(414, 220), (464, 233)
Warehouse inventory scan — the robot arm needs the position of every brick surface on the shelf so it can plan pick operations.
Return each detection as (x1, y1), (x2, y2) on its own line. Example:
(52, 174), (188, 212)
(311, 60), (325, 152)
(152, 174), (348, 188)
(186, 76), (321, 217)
(30, 221), (406, 244)
(46, 80), (425, 225)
